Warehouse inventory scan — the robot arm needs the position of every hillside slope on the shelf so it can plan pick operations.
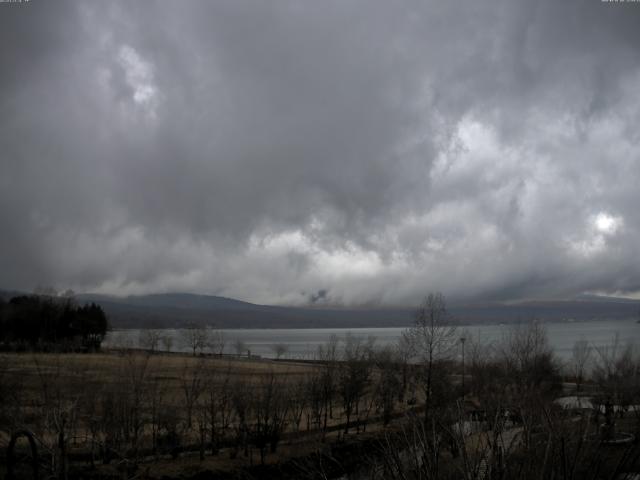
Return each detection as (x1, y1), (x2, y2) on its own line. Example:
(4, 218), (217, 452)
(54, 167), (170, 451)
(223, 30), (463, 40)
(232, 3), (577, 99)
(2, 290), (639, 328)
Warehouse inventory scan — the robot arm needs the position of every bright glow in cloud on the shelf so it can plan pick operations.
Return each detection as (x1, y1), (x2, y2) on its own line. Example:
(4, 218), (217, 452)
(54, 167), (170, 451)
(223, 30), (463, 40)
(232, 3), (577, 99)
(567, 212), (624, 258)
(117, 45), (158, 114)
(594, 212), (622, 235)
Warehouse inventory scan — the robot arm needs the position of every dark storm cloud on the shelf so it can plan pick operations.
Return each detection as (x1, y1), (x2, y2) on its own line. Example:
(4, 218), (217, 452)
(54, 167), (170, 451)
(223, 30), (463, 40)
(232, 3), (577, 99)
(2, 0), (640, 305)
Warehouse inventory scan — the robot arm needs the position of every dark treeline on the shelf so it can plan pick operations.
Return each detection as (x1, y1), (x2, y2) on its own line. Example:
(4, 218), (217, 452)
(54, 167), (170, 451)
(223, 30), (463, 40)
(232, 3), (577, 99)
(0, 295), (108, 350)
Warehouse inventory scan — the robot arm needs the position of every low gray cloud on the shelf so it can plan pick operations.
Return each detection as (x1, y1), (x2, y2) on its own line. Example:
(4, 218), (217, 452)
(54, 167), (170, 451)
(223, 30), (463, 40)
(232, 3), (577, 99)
(2, 0), (640, 305)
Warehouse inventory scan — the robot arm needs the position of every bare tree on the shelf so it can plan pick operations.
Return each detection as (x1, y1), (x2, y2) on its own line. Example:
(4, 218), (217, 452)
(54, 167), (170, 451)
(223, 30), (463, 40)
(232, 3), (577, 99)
(316, 334), (339, 433)
(32, 354), (90, 479)
(230, 377), (251, 459)
(234, 339), (247, 357)
(593, 335), (638, 417)
(206, 327), (226, 355)
(0, 355), (25, 436)
(122, 351), (151, 461)
(498, 321), (560, 450)
(499, 321), (559, 392)
(464, 333), (499, 401)
(304, 370), (324, 434)
(201, 365), (234, 456)
(395, 332), (413, 403)
(181, 323), (210, 356)
(338, 333), (372, 434)
(287, 374), (308, 433)
(252, 371), (290, 464)
(180, 359), (206, 429)
(147, 362), (168, 458)
(161, 334), (174, 353)
(271, 343), (288, 360)
(139, 329), (162, 353)
(405, 292), (457, 422)
(571, 338), (592, 392)
(372, 347), (401, 426)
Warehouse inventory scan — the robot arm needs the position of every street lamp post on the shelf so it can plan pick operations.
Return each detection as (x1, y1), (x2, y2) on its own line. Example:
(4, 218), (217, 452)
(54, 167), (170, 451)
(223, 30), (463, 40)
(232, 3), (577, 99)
(460, 336), (466, 397)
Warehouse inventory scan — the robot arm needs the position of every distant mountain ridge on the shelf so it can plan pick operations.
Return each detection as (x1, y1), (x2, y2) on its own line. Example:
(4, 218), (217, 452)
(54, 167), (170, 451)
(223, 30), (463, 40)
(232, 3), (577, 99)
(74, 292), (414, 328)
(78, 292), (266, 312)
(1, 290), (639, 329)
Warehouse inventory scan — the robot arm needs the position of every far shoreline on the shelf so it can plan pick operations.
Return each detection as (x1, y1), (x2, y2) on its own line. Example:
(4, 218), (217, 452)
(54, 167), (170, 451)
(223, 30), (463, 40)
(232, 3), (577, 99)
(107, 316), (638, 330)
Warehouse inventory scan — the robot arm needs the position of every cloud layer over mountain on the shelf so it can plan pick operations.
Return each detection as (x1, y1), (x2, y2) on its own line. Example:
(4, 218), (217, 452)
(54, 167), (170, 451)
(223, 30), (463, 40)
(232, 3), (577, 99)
(2, 0), (640, 306)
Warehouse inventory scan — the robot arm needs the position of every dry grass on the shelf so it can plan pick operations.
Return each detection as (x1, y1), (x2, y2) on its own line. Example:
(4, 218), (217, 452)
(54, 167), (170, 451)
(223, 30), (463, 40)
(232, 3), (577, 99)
(0, 351), (318, 447)
(3, 350), (316, 379)
(1, 350), (317, 403)
(0, 350), (410, 479)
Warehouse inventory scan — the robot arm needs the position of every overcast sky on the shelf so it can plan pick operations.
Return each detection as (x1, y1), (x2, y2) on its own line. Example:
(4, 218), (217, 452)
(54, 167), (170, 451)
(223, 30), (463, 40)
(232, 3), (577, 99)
(2, 0), (640, 306)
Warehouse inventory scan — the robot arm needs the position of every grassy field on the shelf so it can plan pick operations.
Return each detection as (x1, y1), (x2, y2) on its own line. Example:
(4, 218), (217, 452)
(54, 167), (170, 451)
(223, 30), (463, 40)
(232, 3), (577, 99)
(0, 349), (408, 479)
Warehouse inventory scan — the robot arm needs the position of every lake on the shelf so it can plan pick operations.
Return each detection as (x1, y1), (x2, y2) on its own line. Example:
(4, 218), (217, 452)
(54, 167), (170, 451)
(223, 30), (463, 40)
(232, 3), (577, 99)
(104, 319), (639, 363)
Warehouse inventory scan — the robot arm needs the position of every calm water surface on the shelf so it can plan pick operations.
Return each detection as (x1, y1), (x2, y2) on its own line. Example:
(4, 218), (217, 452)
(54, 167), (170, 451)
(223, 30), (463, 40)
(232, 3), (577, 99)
(105, 319), (640, 361)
